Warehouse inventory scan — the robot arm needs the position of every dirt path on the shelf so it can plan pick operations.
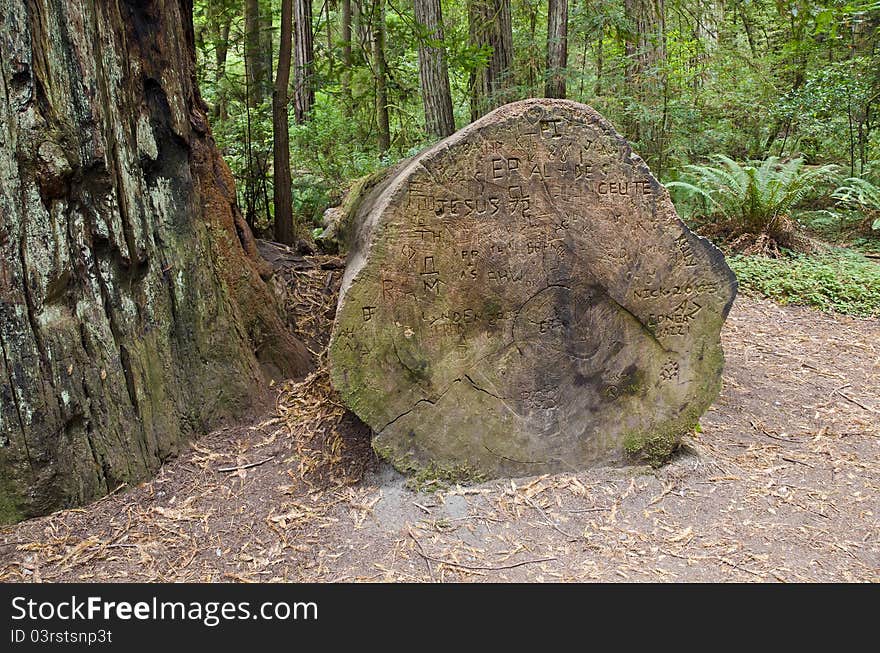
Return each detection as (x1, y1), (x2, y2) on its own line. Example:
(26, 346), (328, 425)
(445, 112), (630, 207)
(1, 262), (878, 581)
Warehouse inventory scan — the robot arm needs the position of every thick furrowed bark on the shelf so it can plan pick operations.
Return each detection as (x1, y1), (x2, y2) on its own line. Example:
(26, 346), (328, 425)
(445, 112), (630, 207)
(0, 0), (310, 522)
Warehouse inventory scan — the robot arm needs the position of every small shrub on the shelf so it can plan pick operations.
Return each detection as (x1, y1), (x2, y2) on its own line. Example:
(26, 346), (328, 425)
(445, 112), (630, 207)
(290, 173), (337, 230)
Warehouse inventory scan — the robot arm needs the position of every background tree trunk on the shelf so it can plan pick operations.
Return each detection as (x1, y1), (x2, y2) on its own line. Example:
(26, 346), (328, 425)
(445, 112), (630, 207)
(245, 0), (271, 108)
(0, 0), (311, 522)
(274, 0), (296, 244)
(545, 0), (568, 98)
(341, 0), (353, 112)
(372, 0), (391, 151)
(261, 0), (274, 96)
(595, 19), (604, 96)
(468, 0), (513, 121)
(243, 0), (272, 228)
(206, 1), (233, 120)
(294, 0), (315, 123)
(414, 0), (455, 138)
(623, 0), (666, 146)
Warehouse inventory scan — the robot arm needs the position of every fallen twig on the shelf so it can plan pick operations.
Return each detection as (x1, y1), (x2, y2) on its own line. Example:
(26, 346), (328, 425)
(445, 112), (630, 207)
(411, 548), (557, 572)
(217, 457), (275, 473)
(564, 506), (611, 514)
(835, 390), (877, 413)
(750, 420), (799, 444)
(520, 494), (578, 539)
(780, 455), (815, 469)
(407, 529), (435, 581)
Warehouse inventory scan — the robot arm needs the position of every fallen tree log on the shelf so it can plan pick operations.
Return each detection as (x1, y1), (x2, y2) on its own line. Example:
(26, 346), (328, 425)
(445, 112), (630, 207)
(328, 99), (737, 480)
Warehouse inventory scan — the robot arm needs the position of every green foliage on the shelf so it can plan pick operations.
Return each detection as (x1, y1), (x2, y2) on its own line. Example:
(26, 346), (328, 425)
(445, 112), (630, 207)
(190, 0), (880, 244)
(284, 93), (429, 230)
(833, 170), (880, 233)
(794, 208), (845, 234)
(773, 61), (876, 165)
(729, 249), (880, 317)
(290, 173), (336, 229)
(667, 156), (838, 235)
(289, 94), (390, 185)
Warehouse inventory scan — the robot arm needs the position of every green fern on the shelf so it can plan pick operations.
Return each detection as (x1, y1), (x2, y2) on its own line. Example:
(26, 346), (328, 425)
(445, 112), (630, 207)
(666, 155), (837, 235)
(832, 175), (880, 232)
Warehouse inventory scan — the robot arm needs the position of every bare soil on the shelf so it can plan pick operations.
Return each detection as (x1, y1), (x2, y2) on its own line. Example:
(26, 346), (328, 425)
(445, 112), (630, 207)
(1, 255), (877, 582)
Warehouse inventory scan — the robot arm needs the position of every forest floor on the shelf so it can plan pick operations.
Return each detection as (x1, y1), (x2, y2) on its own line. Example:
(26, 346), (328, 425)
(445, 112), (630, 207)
(1, 251), (878, 582)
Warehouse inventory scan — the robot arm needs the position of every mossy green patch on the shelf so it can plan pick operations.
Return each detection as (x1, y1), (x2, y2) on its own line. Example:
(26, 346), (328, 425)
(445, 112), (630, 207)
(405, 463), (488, 492)
(620, 367), (647, 396)
(373, 440), (487, 491)
(623, 429), (681, 468)
(0, 464), (25, 525)
(0, 494), (23, 525)
(623, 405), (703, 467)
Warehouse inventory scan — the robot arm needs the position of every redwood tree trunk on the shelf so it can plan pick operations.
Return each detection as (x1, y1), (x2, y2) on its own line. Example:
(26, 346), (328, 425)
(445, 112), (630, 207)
(294, 0), (315, 123)
(414, 0), (455, 138)
(468, 0), (513, 121)
(0, 0), (311, 522)
(545, 0), (568, 98)
(373, 0), (391, 151)
(623, 0), (666, 143)
(341, 0), (353, 111)
(274, 0), (295, 244)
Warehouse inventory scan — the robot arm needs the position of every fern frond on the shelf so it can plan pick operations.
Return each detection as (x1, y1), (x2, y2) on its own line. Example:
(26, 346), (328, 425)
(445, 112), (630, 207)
(665, 181), (717, 204)
(833, 177), (880, 210)
(671, 155), (835, 235)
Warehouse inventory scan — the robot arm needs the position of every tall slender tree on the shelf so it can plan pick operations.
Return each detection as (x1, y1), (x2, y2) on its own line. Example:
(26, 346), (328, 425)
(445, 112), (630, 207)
(206, 0), (233, 120)
(294, 0), (315, 123)
(523, 0), (540, 92)
(623, 0), (667, 152)
(373, 0), (391, 150)
(274, 0), (296, 244)
(245, 0), (271, 108)
(342, 0), (353, 111)
(468, 0), (513, 121)
(545, 0), (568, 98)
(414, 0), (456, 138)
(261, 0), (274, 90)
(595, 16), (604, 97)
(243, 0), (272, 228)
(324, 0), (334, 74)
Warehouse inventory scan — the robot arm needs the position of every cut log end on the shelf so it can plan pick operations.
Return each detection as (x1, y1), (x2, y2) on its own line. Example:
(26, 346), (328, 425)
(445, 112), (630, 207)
(329, 98), (737, 480)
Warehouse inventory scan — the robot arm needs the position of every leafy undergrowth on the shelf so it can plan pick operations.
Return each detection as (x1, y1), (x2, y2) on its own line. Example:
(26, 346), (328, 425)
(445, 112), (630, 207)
(728, 248), (880, 317)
